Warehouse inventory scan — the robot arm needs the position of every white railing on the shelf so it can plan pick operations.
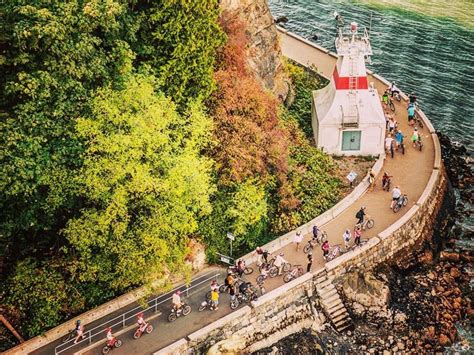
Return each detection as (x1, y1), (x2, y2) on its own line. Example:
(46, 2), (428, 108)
(54, 272), (220, 355)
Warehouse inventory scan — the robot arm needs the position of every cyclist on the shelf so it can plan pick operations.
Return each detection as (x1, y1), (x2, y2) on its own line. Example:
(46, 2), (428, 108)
(385, 134), (394, 155)
(395, 130), (404, 150)
(238, 281), (253, 299)
(225, 271), (235, 289)
(236, 259), (245, 277)
(210, 279), (219, 292)
(255, 247), (269, 266)
(343, 229), (352, 249)
(312, 225), (319, 240)
(388, 82), (400, 98)
(273, 254), (288, 276)
(391, 186), (402, 209)
(382, 90), (389, 108)
(382, 172), (392, 191)
(136, 312), (147, 332)
(407, 103), (415, 125)
(74, 320), (84, 344)
(172, 290), (182, 311)
(355, 206), (366, 226)
(411, 127), (419, 148)
(105, 327), (115, 346)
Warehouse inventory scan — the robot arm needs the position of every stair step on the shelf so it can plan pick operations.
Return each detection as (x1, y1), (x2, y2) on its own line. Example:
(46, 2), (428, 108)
(334, 318), (350, 328)
(317, 280), (335, 290)
(317, 285), (335, 296)
(315, 275), (328, 284)
(322, 296), (341, 308)
(319, 288), (337, 299)
(327, 302), (345, 314)
(321, 293), (340, 306)
(332, 312), (349, 323)
(336, 323), (352, 332)
(329, 307), (347, 318)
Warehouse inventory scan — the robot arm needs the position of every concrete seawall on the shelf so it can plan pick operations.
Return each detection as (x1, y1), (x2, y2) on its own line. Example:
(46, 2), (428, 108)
(155, 29), (446, 354)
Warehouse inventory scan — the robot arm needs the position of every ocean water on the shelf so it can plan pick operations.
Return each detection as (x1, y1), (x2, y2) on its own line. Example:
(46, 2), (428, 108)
(269, 0), (474, 153)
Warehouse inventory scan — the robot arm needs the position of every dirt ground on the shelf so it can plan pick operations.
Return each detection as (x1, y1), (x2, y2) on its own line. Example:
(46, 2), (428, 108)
(333, 155), (376, 197)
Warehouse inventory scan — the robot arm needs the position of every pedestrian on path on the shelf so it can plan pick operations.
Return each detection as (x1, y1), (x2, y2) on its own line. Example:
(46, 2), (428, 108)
(321, 240), (330, 260)
(312, 225), (319, 240)
(307, 252), (313, 272)
(388, 117), (397, 134)
(210, 289), (219, 310)
(343, 229), (352, 249)
(229, 284), (236, 301)
(294, 231), (303, 251)
(354, 225), (362, 246)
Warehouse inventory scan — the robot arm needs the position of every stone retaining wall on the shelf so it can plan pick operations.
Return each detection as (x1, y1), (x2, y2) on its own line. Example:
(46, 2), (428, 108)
(154, 273), (315, 355)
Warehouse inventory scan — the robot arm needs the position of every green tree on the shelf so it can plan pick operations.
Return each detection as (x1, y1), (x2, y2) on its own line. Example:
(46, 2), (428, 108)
(64, 75), (214, 290)
(135, 0), (225, 106)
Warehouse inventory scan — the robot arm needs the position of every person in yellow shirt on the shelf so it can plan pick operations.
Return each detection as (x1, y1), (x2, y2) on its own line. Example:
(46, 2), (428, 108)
(210, 289), (219, 310)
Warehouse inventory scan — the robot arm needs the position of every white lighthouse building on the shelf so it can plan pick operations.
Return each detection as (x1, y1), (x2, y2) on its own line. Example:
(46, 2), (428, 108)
(311, 23), (385, 155)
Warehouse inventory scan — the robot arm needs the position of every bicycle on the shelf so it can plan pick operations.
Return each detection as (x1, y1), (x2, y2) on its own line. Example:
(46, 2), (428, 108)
(355, 214), (375, 231)
(303, 231), (328, 254)
(388, 97), (396, 112)
(413, 103), (424, 129)
(349, 238), (369, 251)
(416, 136), (423, 151)
(393, 194), (408, 213)
(325, 245), (344, 262)
(283, 265), (305, 283)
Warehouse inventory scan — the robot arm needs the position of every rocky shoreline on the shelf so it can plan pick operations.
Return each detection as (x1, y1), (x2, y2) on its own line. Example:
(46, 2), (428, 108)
(256, 133), (473, 354)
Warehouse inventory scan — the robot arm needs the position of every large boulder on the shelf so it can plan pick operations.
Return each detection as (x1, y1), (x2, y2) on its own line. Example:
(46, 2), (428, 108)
(342, 271), (391, 309)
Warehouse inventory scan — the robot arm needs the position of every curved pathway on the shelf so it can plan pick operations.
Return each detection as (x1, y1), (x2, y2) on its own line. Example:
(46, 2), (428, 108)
(25, 31), (436, 355)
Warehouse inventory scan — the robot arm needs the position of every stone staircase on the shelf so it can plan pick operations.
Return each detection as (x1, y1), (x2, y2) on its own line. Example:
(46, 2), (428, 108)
(315, 273), (352, 332)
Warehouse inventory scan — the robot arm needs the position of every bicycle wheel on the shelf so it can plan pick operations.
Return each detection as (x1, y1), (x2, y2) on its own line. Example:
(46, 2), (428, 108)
(402, 196), (408, 206)
(133, 329), (142, 339)
(282, 263), (291, 272)
(219, 285), (227, 293)
(146, 325), (153, 334)
(115, 339), (122, 348)
(256, 275), (265, 283)
(390, 145), (394, 158)
(102, 346), (111, 354)
(205, 290), (212, 300)
(168, 312), (177, 322)
(198, 303), (207, 312)
(182, 305), (192, 316)
(401, 143), (405, 154)
(230, 299), (239, 310)
(303, 243), (312, 254)
(393, 203), (401, 213)
(283, 273), (293, 283)
(389, 100), (395, 112)
(366, 219), (374, 229)
(268, 266), (278, 278)
(244, 267), (254, 275)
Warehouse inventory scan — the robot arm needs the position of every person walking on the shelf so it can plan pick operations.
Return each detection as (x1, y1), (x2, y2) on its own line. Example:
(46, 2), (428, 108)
(395, 130), (404, 150)
(354, 225), (362, 246)
(306, 252), (313, 272)
(229, 284), (236, 301)
(343, 229), (352, 249)
(385, 134), (394, 155)
(321, 240), (330, 260)
(294, 231), (303, 251)
(388, 117), (397, 134)
(312, 225), (319, 241)
(407, 103), (415, 125)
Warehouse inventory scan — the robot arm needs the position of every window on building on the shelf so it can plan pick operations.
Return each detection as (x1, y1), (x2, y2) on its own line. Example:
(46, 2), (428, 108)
(342, 131), (361, 151)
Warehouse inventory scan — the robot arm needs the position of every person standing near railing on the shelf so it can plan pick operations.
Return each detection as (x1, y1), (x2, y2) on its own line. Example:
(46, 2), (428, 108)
(74, 320), (84, 344)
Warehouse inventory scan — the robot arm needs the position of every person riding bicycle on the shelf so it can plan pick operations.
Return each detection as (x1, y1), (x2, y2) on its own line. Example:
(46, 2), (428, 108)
(255, 247), (269, 266)
(74, 319), (84, 344)
(321, 240), (330, 259)
(312, 225), (319, 240)
(355, 206), (366, 225)
(274, 253), (288, 276)
(136, 312), (146, 331)
(105, 327), (115, 346)
(210, 279), (219, 292)
(382, 90), (390, 108)
(395, 130), (404, 149)
(391, 186), (402, 209)
(235, 259), (245, 277)
(172, 290), (182, 311)
(238, 281), (253, 299)
(385, 134), (394, 154)
(225, 271), (235, 288)
(382, 172), (392, 190)
(388, 82), (400, 98)
(411, 127), (419, 148)
(407, 103), (415, 125)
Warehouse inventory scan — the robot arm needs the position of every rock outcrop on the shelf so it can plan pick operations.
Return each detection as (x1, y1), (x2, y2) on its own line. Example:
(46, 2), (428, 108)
(220, 0), (289, 100)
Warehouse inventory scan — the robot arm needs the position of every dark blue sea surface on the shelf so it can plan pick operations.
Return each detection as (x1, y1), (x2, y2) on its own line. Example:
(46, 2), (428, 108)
(269, 0), (474, 153)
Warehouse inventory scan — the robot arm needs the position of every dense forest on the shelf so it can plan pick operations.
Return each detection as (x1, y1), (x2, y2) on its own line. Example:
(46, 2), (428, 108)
(0, 0), (340, 343)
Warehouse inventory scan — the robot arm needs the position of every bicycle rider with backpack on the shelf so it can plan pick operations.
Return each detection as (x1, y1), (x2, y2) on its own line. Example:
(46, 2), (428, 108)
(355, 206), (366, 226)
